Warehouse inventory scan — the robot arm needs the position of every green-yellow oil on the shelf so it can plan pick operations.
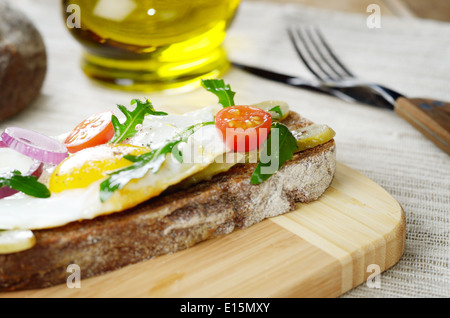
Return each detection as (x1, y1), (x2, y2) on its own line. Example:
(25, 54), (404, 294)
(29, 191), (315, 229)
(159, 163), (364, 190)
(62, 0), (240, 92)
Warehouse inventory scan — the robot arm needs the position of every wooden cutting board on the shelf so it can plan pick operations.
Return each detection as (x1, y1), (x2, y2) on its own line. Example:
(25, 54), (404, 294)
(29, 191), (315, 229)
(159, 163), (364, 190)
(0, 162), (405, 298)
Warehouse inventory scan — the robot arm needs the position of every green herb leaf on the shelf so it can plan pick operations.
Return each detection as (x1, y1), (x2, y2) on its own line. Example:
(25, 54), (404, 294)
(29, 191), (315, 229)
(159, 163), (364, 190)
(110, 98), (168, 144)
(250, 122), (298, 185)
(201, 79), (236, 108)
(0, 171), (50, 198)
(100, 121), (215, 202)
(269, 106), (283, 119)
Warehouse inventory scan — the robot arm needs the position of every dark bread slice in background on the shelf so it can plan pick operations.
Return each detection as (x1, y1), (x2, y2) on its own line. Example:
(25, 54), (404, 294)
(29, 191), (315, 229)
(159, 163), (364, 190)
(0, 112), (336, 291)
(0, 0), (47, 122)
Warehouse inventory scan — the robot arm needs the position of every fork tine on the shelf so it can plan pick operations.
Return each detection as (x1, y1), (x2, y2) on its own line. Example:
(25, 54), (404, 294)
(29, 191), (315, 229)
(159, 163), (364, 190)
(288, 25), (356, 81)
(287, 26), (334, 81)
(312, 27), (355, 79)
(287, 25), (401, 109)
(302, 26), (348, 80)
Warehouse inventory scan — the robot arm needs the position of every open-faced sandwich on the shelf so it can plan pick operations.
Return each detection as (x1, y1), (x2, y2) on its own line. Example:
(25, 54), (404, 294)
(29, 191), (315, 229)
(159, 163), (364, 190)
(0, 80), (336, 291)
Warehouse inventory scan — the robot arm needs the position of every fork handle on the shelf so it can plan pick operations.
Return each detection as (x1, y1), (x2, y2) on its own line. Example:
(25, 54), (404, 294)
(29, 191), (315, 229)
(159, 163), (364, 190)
(395, 97), (450, 155)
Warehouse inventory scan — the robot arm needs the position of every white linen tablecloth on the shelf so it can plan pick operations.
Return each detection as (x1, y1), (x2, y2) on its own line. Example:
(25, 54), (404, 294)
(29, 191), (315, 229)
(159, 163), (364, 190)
(4, 0), (450, 298)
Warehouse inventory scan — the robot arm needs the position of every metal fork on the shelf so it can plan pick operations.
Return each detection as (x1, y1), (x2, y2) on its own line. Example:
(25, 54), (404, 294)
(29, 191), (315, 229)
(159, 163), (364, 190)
(287, 25), (404, 109)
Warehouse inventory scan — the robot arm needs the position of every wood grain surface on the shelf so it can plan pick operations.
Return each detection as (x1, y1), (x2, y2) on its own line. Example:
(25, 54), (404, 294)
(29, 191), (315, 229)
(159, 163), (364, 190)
(395, 98), (450, 155)
(0, 163), (405, 298)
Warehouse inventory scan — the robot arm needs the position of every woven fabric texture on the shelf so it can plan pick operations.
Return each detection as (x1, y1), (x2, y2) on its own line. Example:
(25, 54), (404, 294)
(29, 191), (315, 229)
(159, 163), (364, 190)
(225, 1), (450, 298)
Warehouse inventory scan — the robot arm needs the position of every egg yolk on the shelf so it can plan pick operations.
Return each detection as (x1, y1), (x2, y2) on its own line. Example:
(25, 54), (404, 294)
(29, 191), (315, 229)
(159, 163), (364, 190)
(49, 144), (150, 193)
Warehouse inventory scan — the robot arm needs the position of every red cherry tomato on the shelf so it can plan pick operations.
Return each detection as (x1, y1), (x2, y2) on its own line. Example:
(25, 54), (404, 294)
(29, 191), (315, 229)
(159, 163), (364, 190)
(64, 111), (115, 153)
(215, 106), (272, 152)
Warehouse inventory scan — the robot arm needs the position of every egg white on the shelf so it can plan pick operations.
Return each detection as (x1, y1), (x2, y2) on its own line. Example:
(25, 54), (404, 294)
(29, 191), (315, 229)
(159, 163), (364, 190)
(0, 105), (229, 231)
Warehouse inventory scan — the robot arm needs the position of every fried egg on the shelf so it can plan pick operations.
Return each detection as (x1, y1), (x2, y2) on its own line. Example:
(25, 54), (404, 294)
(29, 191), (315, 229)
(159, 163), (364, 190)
(0, 105), (228, 231)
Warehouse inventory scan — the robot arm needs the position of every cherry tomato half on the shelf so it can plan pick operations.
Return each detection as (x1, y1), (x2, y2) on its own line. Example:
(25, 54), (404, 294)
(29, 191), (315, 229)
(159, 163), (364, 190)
(215, 106), (272, 152)
(64, 111), (115, 153)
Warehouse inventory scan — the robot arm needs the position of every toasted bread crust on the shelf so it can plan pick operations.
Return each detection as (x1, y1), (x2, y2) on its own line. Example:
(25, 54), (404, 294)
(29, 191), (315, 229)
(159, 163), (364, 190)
(0, 112), (336, 291)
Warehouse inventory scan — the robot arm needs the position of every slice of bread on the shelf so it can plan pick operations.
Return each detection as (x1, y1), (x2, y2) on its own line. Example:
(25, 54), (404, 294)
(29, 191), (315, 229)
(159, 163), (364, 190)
(0, 111), (336, 291)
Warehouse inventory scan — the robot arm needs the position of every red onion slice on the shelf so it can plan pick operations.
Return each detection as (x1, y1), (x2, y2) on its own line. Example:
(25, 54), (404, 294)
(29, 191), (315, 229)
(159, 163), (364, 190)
(1, 127), (68, 165)
(0, 140), (6, 148)
(0, 159), (44, 199)
(0, 186), (18, 199)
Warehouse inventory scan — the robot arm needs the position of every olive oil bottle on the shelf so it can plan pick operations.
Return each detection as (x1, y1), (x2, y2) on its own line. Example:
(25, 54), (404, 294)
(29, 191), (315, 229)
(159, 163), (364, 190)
(62, 0), (241, 92)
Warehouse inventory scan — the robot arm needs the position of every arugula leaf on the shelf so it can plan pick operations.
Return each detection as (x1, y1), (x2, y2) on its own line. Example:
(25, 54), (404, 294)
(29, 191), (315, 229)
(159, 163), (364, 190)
(100, 121), (215, 202)
(201, 79), (236, 108)
(110, 98), (168, 144)
(269, 106), (283, 119)
(0, 171), (50, 198)
(250, 122), (298, 185)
